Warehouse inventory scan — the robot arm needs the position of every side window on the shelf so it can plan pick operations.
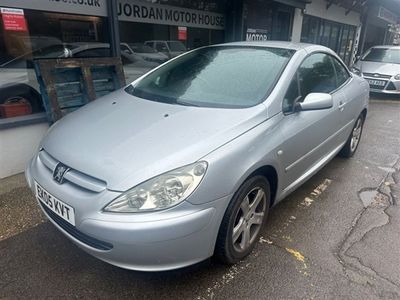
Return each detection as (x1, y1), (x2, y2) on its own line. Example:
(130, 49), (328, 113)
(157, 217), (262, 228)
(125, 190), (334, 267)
(73, 48), (110, 58)
(298, 53), (336, 96)
(120, 44), (132, 55)
(331, 57), (350, 87)
(283, 73), (301, 114)
(156, 42), (168, 52)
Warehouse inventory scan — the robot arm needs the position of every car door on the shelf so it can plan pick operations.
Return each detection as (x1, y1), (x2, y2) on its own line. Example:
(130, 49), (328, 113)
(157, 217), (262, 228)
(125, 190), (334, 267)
(279, 52), (344, 191)
(330, 57), (361, 142)
(155, 42), (171, 58)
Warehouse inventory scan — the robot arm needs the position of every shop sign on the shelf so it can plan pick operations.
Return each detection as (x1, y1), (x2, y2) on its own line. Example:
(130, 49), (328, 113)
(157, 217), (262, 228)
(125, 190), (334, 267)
(0, 7), (27, 32)
(0, 0), (107, 17)
(178, 26), (187, 40)
(378, 6), (398, 24)
(117, 0), (225, 30)
(246, 29), (268, 41)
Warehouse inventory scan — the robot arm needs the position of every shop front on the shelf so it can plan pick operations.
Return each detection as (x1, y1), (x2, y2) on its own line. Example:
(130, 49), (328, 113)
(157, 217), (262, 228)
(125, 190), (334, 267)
(243, 0), (307, 42)
(358, 3), (399, 55)
(301, 14), (357, 65)
(299, 0), (361, 66)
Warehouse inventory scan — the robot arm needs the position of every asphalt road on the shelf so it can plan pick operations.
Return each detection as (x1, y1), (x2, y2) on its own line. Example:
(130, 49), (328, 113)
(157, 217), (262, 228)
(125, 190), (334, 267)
(1, 97), (399, 299)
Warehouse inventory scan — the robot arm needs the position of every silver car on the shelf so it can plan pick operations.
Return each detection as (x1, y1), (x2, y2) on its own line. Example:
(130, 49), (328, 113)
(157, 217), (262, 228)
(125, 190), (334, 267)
(352, 45), (400, 94)
(25, 42), (369, 271)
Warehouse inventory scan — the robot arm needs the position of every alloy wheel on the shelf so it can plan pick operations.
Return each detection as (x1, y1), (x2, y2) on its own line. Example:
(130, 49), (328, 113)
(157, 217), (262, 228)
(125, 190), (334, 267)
(350, 118), (363, 152)
(232, 187), (266, 253)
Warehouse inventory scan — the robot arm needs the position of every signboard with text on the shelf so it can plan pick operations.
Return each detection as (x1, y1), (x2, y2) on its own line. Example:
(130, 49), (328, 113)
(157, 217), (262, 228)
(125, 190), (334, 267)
(0, 0), (107, 17)
(1, 7), (27, 32)
(246, 29), (268, 41)
(178, 26), (187, 40)
(378, 6), (399, 24)
(0, 1), (225, 30)
(117, 1), (224, 30)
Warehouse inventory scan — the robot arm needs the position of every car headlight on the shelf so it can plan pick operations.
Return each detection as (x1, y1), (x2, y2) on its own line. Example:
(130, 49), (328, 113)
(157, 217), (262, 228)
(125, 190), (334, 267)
(103, 161), (208, 213)
(351, 66), (362, 76)
(394, 74), (400, 80)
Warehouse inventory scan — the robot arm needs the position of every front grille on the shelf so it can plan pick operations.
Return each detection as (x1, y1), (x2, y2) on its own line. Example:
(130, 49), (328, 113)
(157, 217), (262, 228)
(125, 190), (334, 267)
(40, 201), (113, 251)
(370, 84), (386, 90)
(363, 72), (392, 79)
(38, 150), (107, 193)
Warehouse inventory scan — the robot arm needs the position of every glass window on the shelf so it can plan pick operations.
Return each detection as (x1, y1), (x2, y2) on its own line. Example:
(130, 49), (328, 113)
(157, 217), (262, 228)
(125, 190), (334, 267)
(120, 44), (133, 55)
(244, 1), (293, 42)
(343, 27), (355, 65)
(155, 42), (168, 52)
(298, 53), (337, 95)
(338, 26), (349, 59)
(118, 1), (225, 84)
(127, 46), (295, 108)
(301, 15), (320, 44)
(282, 73), (301, 114)
(320, 22), (331, 47)
(331, 57), (350, 87)
(328, 24), (340, 52)
(73, 47), (110, 58)
(0, 9), (109, 119)
(300, 15), (357, 65)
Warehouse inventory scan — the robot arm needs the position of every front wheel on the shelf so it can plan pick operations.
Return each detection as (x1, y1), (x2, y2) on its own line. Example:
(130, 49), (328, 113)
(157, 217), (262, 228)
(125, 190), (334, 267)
(214, 176), (270, 264)
(339, 113), (365, 158)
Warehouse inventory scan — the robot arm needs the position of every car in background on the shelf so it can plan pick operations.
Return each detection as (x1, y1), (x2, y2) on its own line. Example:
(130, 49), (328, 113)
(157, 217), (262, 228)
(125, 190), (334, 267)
(144, 40), (187, 58)
(120, 42), (168, 66)
(352, 46), (400, 94)
(26, 42), (369, 271)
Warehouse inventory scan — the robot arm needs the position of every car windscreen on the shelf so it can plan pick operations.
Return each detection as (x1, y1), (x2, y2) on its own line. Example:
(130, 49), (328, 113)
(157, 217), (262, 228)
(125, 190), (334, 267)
(129, 43), (157, 53)
(126, 46), (295, 108)
(167, 41), (187, 52)
(362, 48), (400, 64)
(1, 44), (77, 68)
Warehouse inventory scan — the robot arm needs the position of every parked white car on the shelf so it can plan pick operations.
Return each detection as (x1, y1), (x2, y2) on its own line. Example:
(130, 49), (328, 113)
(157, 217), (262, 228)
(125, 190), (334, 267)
(120, 42), (168, 66)
(144, 40), (187, 58)
(352, 46), (400, 94)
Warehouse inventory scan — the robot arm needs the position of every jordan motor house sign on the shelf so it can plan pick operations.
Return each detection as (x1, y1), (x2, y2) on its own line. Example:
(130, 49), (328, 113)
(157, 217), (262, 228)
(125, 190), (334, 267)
(117, 0), (225, 30)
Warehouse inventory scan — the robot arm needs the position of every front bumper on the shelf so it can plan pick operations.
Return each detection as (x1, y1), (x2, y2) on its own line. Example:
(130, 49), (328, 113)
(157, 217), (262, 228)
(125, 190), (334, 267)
(26, 156), (230, 271)
(363, 75), (400, 94)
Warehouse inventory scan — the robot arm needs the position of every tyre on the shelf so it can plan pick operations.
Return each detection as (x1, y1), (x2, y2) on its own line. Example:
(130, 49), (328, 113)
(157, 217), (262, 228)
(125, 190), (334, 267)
(215, 176), (270, 264)
(339, 113), (365, 158)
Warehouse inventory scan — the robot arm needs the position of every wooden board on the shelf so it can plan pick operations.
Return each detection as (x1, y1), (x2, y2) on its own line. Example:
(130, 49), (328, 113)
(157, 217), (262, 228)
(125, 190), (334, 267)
(34, 57), (126, 123)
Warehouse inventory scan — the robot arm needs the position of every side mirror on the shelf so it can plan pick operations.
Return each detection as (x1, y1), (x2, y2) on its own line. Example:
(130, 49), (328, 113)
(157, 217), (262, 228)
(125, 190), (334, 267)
(63, 48), (72, 58)
(299, 93), (333, 111)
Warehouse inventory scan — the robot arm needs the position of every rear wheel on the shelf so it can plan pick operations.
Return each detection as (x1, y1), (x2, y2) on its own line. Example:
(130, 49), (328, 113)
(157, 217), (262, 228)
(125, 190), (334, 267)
(215, 176), (270, 264)
(339, 113), (365, 158)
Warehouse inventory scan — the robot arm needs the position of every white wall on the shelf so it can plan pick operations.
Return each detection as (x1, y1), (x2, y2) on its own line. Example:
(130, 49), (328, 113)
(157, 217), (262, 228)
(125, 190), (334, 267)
(291, 8), (303, 42)
(305, 0), (361, 26)
(0, 123), (48, 178)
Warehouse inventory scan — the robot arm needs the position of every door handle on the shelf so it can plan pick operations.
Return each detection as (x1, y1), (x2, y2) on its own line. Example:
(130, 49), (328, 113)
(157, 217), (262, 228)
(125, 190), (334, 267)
(338, 101), (346, 111)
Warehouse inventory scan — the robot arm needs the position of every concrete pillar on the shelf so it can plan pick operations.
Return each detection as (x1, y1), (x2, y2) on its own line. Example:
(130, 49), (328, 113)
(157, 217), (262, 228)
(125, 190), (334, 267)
(291, 8), (303, 42)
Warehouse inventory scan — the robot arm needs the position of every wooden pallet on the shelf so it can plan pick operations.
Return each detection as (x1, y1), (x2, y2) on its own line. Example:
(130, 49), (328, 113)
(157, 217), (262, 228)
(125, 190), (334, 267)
(34, 57), (126, 123)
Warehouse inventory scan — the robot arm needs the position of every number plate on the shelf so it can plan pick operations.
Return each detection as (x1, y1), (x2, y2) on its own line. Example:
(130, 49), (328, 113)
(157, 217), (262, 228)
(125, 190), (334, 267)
(367, 79), (386, 87)
(35, 182), (75, 226)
